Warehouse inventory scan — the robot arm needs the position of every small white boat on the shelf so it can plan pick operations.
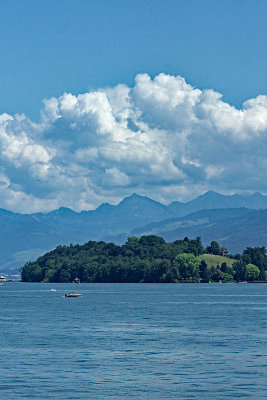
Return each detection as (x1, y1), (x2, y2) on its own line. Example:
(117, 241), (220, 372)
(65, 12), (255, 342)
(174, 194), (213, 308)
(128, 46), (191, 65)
(64, 292), (82, 298)
(50, 288), (56, 292)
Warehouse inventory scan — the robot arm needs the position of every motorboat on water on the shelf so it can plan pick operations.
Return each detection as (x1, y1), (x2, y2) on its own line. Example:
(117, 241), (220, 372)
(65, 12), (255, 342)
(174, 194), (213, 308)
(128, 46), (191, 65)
(64, 292), (82, 298)
(50, 288), (56, 292)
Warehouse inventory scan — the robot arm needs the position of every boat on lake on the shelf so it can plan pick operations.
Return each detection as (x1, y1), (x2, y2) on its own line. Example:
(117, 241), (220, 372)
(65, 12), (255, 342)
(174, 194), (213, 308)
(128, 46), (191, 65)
(64, 292), (82, 298)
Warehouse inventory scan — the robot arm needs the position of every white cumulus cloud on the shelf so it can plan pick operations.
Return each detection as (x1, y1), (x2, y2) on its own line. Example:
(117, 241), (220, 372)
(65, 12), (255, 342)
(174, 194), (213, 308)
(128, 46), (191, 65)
(1, 73), (267, 213)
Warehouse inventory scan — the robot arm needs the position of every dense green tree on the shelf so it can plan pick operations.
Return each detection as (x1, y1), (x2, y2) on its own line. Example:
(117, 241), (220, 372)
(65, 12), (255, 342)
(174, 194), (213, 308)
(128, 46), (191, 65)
(199, 260), (209, 282)
(223, 273), (234, 282)
(245, 263), (260, 281)
(233, 261), (247, 281)
(175, 253), (200, 282)
(206, 241), (220, 255)
(209, 266), (224, 282)
(220, 262), (228, 273)
(21, 262), (42, 282)
(242, 247), (267, 280)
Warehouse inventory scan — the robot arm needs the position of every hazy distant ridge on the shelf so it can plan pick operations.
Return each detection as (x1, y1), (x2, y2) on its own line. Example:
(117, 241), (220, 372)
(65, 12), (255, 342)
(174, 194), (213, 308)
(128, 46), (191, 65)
(2, 191), (267, 273)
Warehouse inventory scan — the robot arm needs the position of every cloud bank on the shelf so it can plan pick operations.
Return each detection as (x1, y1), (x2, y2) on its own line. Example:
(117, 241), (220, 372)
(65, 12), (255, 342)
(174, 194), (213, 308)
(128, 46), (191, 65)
(1, 73), (267, 212)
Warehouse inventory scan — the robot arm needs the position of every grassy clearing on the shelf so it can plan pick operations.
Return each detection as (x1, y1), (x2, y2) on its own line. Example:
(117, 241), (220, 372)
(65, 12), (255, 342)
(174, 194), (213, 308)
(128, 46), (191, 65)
(199, 254), (235, 268)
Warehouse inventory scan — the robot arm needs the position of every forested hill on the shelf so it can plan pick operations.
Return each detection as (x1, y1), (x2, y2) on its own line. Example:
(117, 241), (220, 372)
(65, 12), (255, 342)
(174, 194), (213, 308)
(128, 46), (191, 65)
(21, 236), (267, 283)
(2, 191), (267, 274)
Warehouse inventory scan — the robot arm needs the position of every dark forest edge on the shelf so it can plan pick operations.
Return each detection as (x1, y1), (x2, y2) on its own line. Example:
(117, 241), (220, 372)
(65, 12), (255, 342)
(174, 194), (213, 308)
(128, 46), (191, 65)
(20, 236), (267, 283)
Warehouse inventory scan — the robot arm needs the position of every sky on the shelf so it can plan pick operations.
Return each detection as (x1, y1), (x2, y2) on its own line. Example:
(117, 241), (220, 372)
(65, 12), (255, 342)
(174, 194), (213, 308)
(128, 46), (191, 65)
(1, 0), (267, 213)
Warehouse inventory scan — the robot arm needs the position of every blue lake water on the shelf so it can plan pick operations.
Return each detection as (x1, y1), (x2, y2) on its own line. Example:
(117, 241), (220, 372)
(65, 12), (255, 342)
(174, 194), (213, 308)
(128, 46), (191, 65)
(1, 283), (267, 399)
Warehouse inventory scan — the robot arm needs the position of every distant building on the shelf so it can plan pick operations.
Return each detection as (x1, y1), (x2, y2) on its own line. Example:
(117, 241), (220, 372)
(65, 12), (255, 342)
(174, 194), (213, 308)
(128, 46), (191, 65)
(73, 277), (80, 284)
(219, 246), (228, 257)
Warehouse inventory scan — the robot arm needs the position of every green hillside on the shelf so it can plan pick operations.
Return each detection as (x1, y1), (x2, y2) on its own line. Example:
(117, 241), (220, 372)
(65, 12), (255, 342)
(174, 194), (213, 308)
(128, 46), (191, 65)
(199, 254), (235, 268)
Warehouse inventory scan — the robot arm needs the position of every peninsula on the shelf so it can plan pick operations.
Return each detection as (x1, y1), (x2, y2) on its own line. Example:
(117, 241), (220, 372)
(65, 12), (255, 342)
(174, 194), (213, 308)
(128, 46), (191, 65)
(21, 236), (266, 283)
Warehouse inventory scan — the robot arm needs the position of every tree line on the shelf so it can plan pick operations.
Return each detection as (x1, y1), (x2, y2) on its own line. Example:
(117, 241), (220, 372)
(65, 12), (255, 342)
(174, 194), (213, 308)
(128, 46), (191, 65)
(20, 236), (267, 283)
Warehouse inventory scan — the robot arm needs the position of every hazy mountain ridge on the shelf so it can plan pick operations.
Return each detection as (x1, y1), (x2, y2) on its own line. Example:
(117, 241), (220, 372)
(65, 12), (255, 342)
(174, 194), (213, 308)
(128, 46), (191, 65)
(131, 208), (267, 253)
(1, 191), (267, 273)
(168, 191), (267, 216)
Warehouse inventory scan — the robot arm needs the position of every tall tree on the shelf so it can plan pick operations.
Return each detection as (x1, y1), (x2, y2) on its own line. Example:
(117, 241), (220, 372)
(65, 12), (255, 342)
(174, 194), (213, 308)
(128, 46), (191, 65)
(206, 241), (220, 255)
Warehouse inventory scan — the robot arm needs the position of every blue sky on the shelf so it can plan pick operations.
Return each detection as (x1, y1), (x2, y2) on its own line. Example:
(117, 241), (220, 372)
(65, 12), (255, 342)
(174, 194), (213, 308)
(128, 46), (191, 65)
(1, 0), (267, 212)
(1, 0), (267, 118)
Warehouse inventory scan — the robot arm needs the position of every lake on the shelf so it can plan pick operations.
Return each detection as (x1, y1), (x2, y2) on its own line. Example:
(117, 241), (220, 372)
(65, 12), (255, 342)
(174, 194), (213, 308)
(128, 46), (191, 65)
(1, 283), (267, 399)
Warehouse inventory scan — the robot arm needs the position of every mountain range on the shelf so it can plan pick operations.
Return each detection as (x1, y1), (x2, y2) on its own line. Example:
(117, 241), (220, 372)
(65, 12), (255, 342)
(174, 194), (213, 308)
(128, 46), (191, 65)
(2, 190), (267, 274)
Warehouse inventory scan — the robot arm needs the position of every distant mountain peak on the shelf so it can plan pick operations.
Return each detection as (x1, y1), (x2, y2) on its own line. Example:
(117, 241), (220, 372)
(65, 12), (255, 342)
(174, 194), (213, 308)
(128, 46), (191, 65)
(253, 192), (264, 197)
(200, 190), (224, 198)
(123, 193), (148, 201)
(47, 207), (76, 216)
(119, 193), (164, 206)
(94, 202), (115, 214)
(96, 202), (113, 209)
(188, 190), (225, 205)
